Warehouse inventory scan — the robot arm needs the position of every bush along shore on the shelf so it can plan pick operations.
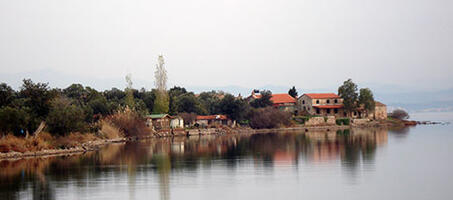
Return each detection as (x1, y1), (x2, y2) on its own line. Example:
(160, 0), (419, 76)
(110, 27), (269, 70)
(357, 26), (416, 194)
(0, 79), (434, 160)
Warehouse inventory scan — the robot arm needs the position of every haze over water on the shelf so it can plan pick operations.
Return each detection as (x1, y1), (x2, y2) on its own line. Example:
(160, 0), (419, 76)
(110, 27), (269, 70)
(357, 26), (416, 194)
(1, 113), (453, 200)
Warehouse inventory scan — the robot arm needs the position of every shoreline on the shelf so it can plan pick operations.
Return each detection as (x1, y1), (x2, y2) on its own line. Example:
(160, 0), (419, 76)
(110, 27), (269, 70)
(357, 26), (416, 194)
(0, 120), (434, 161)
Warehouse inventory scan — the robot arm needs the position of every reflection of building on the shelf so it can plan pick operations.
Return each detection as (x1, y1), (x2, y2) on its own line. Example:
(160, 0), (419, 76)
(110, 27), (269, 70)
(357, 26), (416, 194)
(304, 128), (388, 163)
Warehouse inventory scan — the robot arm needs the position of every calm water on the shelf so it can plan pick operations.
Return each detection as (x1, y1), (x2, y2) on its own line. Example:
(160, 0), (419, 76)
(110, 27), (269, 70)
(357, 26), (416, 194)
(1, 114), (453, 200)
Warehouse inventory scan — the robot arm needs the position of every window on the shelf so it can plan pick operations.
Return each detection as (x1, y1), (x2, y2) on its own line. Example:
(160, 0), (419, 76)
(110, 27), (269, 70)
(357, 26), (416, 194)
(316, 100), (320, 104)
(326, 109), (331, 114)
(354, 111), (357, 116)
(303, 106), (306, 110)
(308, 107), (310, 111)
(316, 108), (320, 114)
(302, 100), (305, 104)
(334, 108), (338, 114)
(344, 112), (347, 117)
(334, 99), (338, 103)
(326, 99), (330, 104)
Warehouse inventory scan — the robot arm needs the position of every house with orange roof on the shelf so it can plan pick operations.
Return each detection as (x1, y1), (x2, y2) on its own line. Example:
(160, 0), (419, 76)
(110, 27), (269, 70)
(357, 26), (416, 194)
(298, 93), (346, 117)
(247, 90), (297, 113)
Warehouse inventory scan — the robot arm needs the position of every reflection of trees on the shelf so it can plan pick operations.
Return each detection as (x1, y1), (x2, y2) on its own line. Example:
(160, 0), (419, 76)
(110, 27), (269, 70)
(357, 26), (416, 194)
(0, 128), (389, 199)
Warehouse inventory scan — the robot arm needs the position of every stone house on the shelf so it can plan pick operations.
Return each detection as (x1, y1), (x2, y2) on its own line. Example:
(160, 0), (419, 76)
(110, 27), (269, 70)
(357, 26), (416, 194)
(298, 93), (346, 117)
(247, 91), (297, 113)
(194, 115), (233, 127)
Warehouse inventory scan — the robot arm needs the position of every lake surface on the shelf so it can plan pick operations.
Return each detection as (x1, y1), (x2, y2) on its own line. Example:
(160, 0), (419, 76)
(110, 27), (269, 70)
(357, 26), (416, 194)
(1, 114), (453, 200)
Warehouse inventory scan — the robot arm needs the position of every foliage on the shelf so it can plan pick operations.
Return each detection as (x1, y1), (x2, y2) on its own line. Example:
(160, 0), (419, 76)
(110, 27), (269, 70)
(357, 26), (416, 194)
(293, 116), (309, 124)
(153, 56), (169, 114)
(153, 90), (169, 114)
(169, 86), (188, 115)
(124, 74), (135, 108)
(336, 118), (350, 125)
(179, 112), (197, 126)
(288, 86), (298, 98)
(0, 106), (29, 136)
(249, 107), (292, 129)
(45, 97), (86, 135)
(197, 90), (221, 114)
(106, 107), (149, 137)
(338, 79), (358, 115)
(359, 88), (375, 112)
(0, 83), (15, 107)
(19, 79), (55, 118)
(250, 90), (273, 108)
(218, 94), (249, 121)
(389, 109), (409, 120)
(175, 93), (206, 114)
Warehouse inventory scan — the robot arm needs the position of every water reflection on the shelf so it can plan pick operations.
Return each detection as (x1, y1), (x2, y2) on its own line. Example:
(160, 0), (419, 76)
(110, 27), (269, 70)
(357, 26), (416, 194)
(0, 128), (389, 200)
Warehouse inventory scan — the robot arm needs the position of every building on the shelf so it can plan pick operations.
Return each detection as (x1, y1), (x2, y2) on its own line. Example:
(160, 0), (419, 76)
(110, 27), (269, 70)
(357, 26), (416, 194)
(146, 114), (185, 130)
(247, 91), (297, 113)
(170, 116), (184, 129)
(146, 114), (171, 130)
(368, 101), (387, 120)
(298, 93), (346, 117)
(194, 115), (233, 127)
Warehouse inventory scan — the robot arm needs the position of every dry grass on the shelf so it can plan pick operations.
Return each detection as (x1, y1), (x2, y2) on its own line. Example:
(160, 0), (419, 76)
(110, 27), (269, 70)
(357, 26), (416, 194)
(105, 107), (150, 137)
(99, 120), (124, 139)
(0, 133), (54, 153)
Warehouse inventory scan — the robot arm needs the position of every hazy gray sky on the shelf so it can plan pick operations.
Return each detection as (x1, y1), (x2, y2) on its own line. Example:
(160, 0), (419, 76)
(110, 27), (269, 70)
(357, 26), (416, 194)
(0, 0), (452, 91)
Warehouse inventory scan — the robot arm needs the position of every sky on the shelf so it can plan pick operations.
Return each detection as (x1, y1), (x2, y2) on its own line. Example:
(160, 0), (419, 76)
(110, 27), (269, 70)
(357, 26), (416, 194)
(0, 0), (452, 92)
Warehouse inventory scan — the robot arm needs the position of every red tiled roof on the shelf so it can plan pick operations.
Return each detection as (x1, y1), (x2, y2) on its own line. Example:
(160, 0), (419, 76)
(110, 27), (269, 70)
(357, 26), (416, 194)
(196, 115), (228, 120)
(270, 94), (296, 104)
(375, 101), (386, 106)
(304, 93), (340, 99)
(313, 105), (344, 109)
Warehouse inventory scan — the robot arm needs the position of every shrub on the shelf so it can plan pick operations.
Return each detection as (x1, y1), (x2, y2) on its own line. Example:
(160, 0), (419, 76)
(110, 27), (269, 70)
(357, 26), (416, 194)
(105, 107), (149, 137)
(99, 120), (123, 139)
(0, 106), (28, 136)
(293, 116), (309, 124)
(45, 97), (86, 135)
(249, 107), (292, 129)
(336, 118), (350, 125)
(389, 109), (409, 120)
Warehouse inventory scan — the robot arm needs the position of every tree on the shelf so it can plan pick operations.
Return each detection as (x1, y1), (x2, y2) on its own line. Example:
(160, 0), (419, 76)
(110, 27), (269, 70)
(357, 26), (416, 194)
(179, 112), (197, 126)
(389, 109), (409, 120)
(153, 55), (169, 114)
(250, 90), (273, 108)
(198, 91), (221, 114)
(45, 97), (86, 135)
(359, 88), (375, 115)
(338, 79), (358, 116)
(0, 83), (15, 107)
(288, 86), (298, 98)
(168, 86), (188, 115)
(124, 73), (135, 108)
(249, 107), (292, 129)
(0, 106), (29, 136)
(19, 79), (55, 119)
(218, 94), (249, 121)
(175, 93), (206, 114)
